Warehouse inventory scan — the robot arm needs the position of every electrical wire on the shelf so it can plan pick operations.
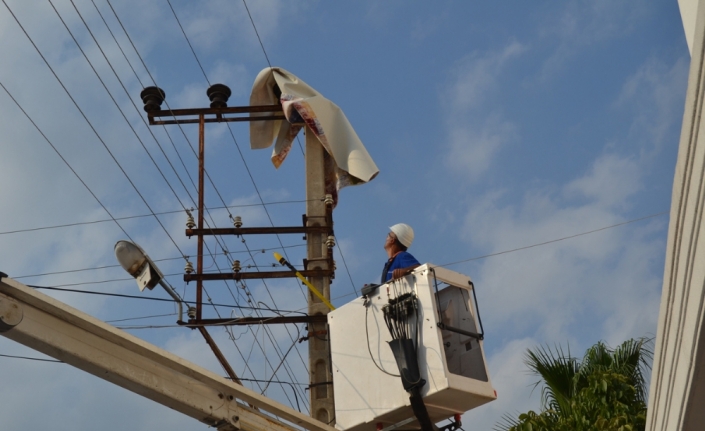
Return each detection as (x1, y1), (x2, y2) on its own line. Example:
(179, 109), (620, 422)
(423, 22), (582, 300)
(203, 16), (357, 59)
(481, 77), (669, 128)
(238, 378), (301, 413)
(89, 0), (145, 87)
(260, 327), (302, 395)
(365, 303), (400, 377)
(28, 206), (656, 320)
(241, 0), (272, 69)
(0, 200), (311, 236)
(64, 6), (303, 404)
(104, 2), (308, 407)
(0, 79), (133, 242)
(0, 353), (62, 363)
(164, 5), (313, 407)
(28, 285), (309, 315)
(436, 211), (669, 268)
(105, 0), (300, 339)
(166, 0), (209, 85)
(105, 312), (178, 323)
(63, 1), (248, 309)
(3, 0), (186, 260)
(335, 236), (359, 296)
(240, 0), (305, 157)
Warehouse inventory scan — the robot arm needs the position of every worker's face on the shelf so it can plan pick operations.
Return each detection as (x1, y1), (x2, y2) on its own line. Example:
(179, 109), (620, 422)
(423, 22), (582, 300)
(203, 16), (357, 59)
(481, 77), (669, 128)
(384, 232), (396, 250)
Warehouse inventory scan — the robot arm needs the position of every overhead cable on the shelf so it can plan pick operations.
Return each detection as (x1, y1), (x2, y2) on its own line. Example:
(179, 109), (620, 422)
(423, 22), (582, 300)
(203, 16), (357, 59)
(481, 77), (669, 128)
(29, 285), (309, 315)
(0, 200), (312, 237)
(0, 353), (63, 363)
(0, 79), (133, 242)
(4, 0), (186, 259)
(13, 244), (306, 280)
(437, 211), (669, 268)
(62, 0), (254, 321)
(165, 4), (312, 405)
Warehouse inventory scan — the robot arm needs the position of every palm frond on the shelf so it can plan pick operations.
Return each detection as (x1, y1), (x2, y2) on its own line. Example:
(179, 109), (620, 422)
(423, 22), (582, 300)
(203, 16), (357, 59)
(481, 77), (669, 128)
(525, 344), (578, 414)
(611, 337), (653, 403)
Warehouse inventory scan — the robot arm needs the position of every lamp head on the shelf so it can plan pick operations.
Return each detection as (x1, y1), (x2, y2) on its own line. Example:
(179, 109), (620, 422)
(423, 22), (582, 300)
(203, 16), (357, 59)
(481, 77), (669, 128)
(114, 240), (162, 291)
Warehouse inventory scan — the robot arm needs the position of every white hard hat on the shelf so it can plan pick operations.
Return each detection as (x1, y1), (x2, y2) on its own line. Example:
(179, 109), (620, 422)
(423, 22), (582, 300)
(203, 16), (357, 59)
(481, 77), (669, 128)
(389, 223), (414, 248)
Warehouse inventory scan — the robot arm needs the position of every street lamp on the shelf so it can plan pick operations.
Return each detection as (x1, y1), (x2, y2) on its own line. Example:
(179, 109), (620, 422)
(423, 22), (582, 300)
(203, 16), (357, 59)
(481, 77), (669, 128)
(114, 240), (185, 323)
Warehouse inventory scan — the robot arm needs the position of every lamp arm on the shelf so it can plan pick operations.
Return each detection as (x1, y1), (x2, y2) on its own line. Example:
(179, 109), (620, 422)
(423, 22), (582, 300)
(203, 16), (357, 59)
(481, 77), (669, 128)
(158, 279), (184, 324)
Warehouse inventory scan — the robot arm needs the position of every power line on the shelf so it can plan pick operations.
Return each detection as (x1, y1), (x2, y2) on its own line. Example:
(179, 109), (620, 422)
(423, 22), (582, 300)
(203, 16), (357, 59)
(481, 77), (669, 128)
(50, 0), (196, 260)
(12, 243), (306, 280)
(240, 0), (305, 158)
(21, 211), (667, 303)
(0, 80), (133, 242)
(0, 199), (312, 237)
(437, 211), (669, 268)
(166, 0), (210, 85)
(0, 353), (63, 363)
(241, 0), (272, 68)
(100, 1), (300, 355)
(105, 312), (178, 323)
(60, 1), (258, 324)
(4, 0), (187, 260)
(89, 0), (145, 87)
(335, 236), (359, 296)
(105, 2), (307, 406)
(165, 5), (312, 407)
(28, 285), (309, 315)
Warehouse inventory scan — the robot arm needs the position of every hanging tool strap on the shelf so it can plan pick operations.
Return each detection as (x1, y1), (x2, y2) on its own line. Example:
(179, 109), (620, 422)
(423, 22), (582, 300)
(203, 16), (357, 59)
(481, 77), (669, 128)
(381, 254), (398, 284)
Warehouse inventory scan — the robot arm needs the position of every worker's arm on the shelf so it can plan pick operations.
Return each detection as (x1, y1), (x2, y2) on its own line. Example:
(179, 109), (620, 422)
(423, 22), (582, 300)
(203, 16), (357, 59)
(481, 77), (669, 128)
(392, 264), (420, 280)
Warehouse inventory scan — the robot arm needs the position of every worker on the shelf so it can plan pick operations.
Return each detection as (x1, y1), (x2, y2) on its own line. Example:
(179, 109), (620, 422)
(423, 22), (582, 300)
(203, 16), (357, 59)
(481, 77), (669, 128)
(382, 223), (420, 283)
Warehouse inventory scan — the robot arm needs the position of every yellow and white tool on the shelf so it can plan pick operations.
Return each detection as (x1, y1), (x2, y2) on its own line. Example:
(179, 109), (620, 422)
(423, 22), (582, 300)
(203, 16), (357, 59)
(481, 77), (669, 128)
(273, 252), (335, 311)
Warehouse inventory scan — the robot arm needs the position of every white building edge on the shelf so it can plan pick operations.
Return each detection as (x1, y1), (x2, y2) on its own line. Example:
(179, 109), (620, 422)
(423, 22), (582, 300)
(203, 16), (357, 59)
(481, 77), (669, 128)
(647, 1), (705, 429)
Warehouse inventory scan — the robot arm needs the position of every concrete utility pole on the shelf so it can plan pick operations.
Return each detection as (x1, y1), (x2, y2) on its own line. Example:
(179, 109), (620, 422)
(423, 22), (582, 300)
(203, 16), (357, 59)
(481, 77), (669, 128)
(304, 130), (335, 424)
(0, 276), (336, 431)
(140, 84), (338, 424)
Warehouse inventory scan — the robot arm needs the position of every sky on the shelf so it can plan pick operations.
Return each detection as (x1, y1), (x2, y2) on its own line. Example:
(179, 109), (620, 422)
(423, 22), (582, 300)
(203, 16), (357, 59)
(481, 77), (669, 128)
(0, 1), (691, 430)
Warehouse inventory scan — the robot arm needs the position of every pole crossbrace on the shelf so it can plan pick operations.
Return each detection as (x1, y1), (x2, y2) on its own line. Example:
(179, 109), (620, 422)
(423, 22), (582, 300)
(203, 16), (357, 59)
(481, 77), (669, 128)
(147, 104), (284, 125)
(186, 226), (332, 236)
(184, 269), (333, 283)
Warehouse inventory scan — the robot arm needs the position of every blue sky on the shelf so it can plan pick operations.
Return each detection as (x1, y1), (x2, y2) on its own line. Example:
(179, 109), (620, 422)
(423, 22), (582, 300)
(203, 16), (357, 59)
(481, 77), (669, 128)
(0, 1), (690, 430)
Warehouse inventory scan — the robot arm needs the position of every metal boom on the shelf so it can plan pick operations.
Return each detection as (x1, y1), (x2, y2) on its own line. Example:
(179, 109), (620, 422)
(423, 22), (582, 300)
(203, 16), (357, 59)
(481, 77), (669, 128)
(0, 276), (335, 431)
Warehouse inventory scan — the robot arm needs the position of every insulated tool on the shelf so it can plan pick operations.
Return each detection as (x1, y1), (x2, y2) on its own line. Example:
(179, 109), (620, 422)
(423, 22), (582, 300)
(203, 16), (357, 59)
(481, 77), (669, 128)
(273, 252), (335, 311)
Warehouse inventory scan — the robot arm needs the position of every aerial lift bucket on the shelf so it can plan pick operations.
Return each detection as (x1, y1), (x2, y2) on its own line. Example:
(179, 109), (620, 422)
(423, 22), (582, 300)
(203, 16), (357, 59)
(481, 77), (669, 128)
(328, 264), (496, 431)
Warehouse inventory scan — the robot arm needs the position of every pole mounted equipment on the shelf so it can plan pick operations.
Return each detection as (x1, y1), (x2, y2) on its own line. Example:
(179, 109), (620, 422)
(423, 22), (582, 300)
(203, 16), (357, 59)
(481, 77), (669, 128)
(207, 84), (232, 108)
(140, 86), (166, 112)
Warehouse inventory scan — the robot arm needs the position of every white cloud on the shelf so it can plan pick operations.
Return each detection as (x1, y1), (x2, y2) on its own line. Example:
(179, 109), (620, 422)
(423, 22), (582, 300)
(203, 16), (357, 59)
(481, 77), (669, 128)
(177, 0), (286, 56)
(441, 43), (526, 181)
(537, 1), (650, 79)
(564, 154), (642, 210)
(449, 42), (526, 111)
(445, 115), (516, 181)
(614, 56), (689, 156)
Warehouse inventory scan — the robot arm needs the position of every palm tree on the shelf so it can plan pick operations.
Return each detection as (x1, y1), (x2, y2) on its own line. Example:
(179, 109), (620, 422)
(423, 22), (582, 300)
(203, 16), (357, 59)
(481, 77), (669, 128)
(496, 338), (652, 431)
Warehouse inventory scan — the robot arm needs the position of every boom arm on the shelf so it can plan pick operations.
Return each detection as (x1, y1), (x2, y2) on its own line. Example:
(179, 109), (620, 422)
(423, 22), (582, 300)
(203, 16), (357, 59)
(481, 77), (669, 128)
(0, 276), (334, 431)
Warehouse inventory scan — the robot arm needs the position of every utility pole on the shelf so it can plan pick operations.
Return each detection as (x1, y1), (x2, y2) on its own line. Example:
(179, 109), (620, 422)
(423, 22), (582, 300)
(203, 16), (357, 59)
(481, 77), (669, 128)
(139, 84), (337, 424)
(304, 129), (335, 424)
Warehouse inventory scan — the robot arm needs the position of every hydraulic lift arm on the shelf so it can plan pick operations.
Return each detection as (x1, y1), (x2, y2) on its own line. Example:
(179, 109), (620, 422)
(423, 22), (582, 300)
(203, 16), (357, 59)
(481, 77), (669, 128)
(0, 276), (335, 431)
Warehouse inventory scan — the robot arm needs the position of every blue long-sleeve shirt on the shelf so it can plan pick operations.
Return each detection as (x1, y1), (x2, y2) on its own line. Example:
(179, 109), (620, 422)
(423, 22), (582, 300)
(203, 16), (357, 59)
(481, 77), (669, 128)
(381, 251), (420, 283)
